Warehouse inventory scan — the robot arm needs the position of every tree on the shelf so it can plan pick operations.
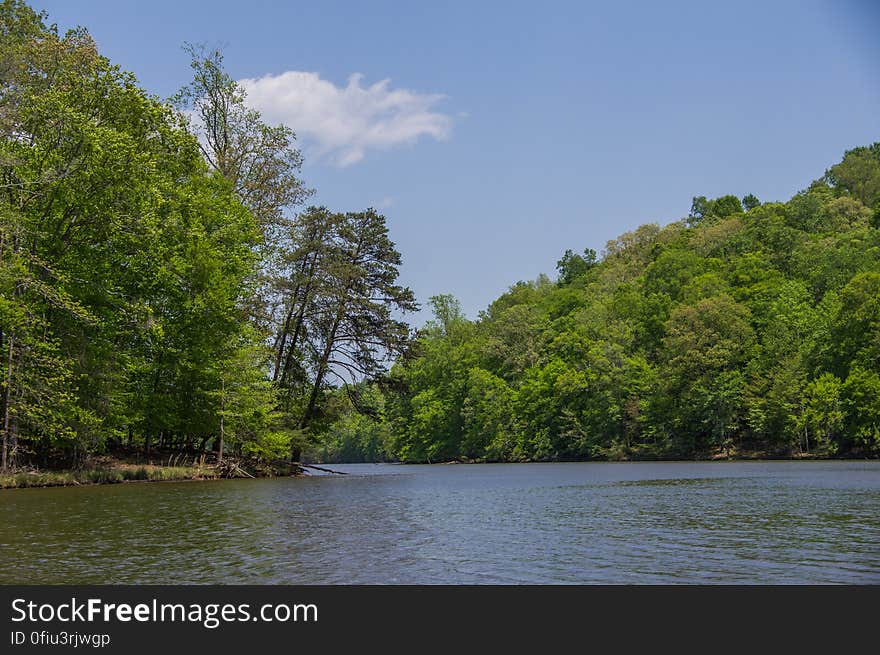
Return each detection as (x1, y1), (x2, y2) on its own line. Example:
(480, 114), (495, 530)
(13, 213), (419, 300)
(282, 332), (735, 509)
(798, 373), (843, 455)
(174, 44), (313, 378)
(830, 272), (880, 375)
(271, 207), (341, 395)
(644, 248), (715, 301)
(384, 294), (476, 462)
(0, 2), (206, 464)
(426, 294), (468, 337)
(689, 195), (743, 224)
(556, 248), (597, 285)
(0, 1), (274, 470)
(742, 194), (761, 211)
(689, 196), (709, 223)
(320, 140), (880, 464)
(842, 368), (880, 454)
(212, 331), (287, 464)
(461, 367), (516, 460)
(660, 295), (754, 454)
(295, 209), (418, 456)
(0, 4), (107, 467)
(317, 384), (393, 462)
(824, 142), (880, 209)
(174, 44), (310, 237)
(711, 195), (744, 218)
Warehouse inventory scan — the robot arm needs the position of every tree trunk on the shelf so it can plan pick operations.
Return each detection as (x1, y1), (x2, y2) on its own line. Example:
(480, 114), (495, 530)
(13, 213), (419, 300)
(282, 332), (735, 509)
(218, 377), (225, 465)
(2, 334), (14, 473)
(275, 239), (321, 384)
(279, 251), (322, 389)
(273, 299), (298, 383)
(279, 294), (311, 388)
(294, 312), (340, 462)
(300, 311), (342, 430)
(298, 236), (364, 431)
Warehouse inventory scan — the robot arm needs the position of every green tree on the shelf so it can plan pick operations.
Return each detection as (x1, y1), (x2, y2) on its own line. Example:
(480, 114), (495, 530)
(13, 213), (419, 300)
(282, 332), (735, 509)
(1, 1), (274, 470)
(742, 194), (761, 211)
(271, 207), (342, 397)
(296, 209), (418, 452)
(343, 141), (880, 463)
(660, 295), (754, 454)
(798, 373), (843, 455)
(174, 44), (309, 236)
(841, 368), (880, 454)
(461, 367), (516, 460)
(830, 272), (880, 375)
(824, 142), (880, 209)
(556, 248), (597, 285)
(384, 294), (477, 462)
(689, 195), (743, 224)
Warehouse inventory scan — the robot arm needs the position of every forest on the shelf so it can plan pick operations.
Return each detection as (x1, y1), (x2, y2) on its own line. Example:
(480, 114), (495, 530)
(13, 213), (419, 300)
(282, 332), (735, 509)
(0, 1), (414, 479)
(318, 147), (880, 463)
(1, 0), (878, 483)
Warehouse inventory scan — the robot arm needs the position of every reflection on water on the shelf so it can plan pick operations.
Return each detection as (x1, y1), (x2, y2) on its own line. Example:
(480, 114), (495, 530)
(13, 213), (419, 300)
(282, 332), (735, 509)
(2, 461), (878, 584)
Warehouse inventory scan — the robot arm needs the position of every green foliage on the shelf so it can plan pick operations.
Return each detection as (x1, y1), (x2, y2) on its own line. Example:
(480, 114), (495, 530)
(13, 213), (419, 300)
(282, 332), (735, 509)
(831, 272), (880, 375)
(689, 194), (744, 224)
(798, 373), (843, 456)
(4, 1), (878, 471)
(346, 142), (880, 463)
(742, 194), (761, 211)
(556, 248), (597, 285)
(842, 368), (880, 452)
(0, 2), (420, 475)
(824, 143), (880, 209)
(173, 43), (310, 234)
(0, 1), (294, 471)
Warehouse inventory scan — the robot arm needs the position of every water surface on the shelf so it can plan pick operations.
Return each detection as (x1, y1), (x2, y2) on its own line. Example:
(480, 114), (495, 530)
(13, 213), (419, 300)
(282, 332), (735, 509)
(2, 461), (878, 583)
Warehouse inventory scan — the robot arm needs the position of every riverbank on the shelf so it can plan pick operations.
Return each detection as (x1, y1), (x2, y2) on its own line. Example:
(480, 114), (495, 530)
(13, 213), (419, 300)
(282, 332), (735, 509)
(315, 445), (874, 466)
(0, 461), (220, 489)
(0, 451), (357, 489)
(5, 447), (869, 489)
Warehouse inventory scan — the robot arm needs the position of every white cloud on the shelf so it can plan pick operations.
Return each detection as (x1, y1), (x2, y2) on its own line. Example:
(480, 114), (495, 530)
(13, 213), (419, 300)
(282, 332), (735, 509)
(238, 71), (453, 167)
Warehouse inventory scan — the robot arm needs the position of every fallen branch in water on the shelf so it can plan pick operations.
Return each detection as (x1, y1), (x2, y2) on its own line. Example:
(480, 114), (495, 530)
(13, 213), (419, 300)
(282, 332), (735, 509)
(293, 462), (347, 475)
(216, 459), (255, 478)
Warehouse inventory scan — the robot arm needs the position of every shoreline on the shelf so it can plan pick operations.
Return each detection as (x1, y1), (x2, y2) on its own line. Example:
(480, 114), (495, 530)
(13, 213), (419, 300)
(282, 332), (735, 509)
(0, 461), (231, 490)
(320, 447), (876, 466)
(4, 451), (874, 490)
(0, 455), (305, 490)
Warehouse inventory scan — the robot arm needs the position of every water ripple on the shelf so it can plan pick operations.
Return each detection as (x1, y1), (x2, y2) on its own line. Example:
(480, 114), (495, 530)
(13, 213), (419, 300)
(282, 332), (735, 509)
(1, 462), (878, 584)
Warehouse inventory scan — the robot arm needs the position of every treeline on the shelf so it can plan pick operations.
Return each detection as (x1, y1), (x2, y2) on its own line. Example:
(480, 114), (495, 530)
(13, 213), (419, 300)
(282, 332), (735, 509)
(0, 1), (415, 472)
(317, 144), (880, 463)
(3, 1), (878, 473)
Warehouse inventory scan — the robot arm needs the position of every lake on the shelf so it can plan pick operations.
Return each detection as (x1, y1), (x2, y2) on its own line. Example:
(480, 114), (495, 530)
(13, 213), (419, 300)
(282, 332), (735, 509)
(2, 461), (878, 584)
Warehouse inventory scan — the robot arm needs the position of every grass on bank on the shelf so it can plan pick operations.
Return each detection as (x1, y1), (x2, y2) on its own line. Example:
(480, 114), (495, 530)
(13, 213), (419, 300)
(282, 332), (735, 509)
(0, 463), (217, 489)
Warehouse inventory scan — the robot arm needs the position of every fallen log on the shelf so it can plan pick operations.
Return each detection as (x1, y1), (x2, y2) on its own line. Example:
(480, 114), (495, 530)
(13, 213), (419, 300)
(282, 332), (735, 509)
(216, 459), (255, 478)
(293, 462), (347, 475)
(233, 464), (254, 478)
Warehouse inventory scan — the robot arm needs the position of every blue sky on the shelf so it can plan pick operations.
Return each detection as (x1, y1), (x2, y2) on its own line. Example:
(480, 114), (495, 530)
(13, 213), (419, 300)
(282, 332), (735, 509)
(32, 0), (880, 323)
